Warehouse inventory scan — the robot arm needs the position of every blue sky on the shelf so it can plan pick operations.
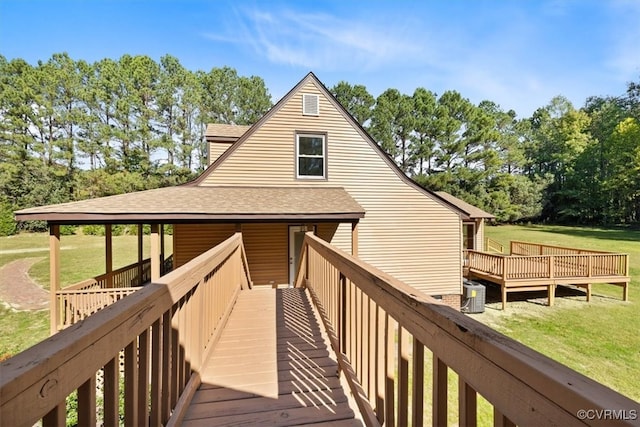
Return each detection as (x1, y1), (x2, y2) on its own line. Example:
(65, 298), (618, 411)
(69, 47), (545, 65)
(1, 0), (639, 118)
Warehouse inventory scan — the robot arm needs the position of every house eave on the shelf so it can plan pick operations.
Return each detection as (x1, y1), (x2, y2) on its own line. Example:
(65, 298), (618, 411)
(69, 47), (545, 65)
(16, 212), (365, 224)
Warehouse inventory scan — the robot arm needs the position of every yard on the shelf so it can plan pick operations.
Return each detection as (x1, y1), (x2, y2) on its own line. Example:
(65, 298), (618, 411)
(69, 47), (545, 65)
(0, 232), (172, 359)
(0, 224), (638, 406)
(479, 224), (640, 402)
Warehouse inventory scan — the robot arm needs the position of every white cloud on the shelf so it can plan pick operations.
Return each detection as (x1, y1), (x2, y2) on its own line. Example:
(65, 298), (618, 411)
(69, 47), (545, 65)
(203, 5), (424, 71)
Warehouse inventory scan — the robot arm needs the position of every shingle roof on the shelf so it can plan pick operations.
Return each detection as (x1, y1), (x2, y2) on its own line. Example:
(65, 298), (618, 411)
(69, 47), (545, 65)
(205, 124), (251, 139)
(435, 191), (495, 219)
(15, 187), (365, 223)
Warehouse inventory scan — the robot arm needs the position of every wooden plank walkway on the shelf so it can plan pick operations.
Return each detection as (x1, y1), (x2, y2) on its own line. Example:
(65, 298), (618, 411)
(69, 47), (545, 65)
(182, 287), (363, 426)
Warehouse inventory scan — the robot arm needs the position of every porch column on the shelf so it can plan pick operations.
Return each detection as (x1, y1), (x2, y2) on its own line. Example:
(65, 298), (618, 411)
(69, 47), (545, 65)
(351, 221), (359, 257)
(160, 223), (165, 275)
(49, 224), (60, 335)
(150, 223), (160, 282)
(105, 224), (113, 288)
(137, 224), (143, 286)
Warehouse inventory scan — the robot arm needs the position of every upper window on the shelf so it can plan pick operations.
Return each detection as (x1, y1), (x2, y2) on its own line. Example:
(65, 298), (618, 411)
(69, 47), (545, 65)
(296, 134), (326, 179)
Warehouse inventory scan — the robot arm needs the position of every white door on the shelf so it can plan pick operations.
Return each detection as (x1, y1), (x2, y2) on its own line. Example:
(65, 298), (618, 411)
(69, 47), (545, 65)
(289, 226), (307, 285)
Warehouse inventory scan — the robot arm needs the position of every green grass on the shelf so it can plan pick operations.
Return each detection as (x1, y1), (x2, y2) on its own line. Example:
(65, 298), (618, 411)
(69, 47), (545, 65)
(0, 232), (172, 358)
(484, 224), (640, 401)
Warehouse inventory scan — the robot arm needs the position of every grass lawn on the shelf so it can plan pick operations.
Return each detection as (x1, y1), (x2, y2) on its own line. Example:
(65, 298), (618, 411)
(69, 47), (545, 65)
(0, 232), (172, 359)
(480, 224), (640, 402)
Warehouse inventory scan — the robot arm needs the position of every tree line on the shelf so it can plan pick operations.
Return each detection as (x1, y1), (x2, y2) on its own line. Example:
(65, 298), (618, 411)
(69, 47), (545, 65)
(332, 79), (639, 225)
(0, 53), (271, 233)
(1, 53), (638, 234)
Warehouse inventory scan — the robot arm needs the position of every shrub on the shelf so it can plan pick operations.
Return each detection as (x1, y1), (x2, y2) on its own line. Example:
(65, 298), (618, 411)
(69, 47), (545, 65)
(0, 202), (17, 236)
(82, 225), (105, 236)
(60, 225), (78, 236)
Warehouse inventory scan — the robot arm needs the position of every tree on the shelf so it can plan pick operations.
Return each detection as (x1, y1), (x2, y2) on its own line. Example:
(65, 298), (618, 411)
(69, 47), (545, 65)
(432, 90), (474, 174)
(330, 81), (375, 125)
(411, 88), (439, 175)
(370, 89), (415, 172)
(199, 67), (271, 126)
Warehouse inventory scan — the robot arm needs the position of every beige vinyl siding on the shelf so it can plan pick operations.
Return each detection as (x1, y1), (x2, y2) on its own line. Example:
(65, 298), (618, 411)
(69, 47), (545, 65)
(174, 222), (350, 288)
(173, 223), (236, 268)
(209, 142), (233, 165)
(200, 79), (461, 296)
(316, 222), (351, 254)
(241, 223), (288, 286)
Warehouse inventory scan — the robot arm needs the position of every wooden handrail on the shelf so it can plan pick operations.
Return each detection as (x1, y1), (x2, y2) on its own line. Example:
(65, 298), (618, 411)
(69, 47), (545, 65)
(63, 258), (153, 291)
(296, 233), (639, 426)
(510, 240), (614, 256)
(0, 233), (251, 426)
(485, 237), (504, 253)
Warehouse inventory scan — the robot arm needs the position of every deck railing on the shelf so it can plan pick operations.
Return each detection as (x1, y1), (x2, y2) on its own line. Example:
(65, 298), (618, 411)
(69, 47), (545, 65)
(485, 237), (504, 253)
(510, 240), (611, 256)
(465, 250), (629, 281)
(0, 233), (251, 427)
(296, 232), (639, 426)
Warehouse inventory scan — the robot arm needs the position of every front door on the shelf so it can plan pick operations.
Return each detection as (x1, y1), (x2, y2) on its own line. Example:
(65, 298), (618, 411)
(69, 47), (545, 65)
(289, 226), (307, 285)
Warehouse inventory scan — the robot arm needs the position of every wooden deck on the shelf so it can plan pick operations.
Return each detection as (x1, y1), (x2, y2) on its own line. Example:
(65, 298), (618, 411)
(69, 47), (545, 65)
(182, 287), (363, 426)
(465, 242), (630, 309)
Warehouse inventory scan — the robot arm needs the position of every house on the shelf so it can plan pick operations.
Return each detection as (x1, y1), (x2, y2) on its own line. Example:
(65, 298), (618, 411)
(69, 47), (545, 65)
(10, 74), (638, 427)
(15, 72), (494, 310)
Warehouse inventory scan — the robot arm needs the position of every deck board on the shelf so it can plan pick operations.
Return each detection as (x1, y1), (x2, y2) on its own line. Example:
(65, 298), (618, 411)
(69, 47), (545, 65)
(183, 287), (362, 426)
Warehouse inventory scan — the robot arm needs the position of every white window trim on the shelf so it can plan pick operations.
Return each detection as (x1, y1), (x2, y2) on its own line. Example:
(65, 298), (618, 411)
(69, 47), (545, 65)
(296, 133), (326, 179)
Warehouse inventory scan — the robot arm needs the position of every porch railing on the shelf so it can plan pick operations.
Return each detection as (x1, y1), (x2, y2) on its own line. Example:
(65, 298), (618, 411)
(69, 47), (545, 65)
(485, 237), (504, 253)
(55, 255), (174, 330)
(296, 232), (639, 426)
(0, 233), (251, 427)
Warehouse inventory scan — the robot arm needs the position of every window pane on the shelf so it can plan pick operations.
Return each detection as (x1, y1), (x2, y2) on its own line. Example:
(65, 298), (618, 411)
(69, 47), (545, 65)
(299, 157), (324, 177)
(299, 136), (324, 155)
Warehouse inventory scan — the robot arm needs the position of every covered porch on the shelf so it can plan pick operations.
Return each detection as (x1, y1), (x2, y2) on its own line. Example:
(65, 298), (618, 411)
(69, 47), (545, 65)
(48, 223), (173, 332)
(14, 186), (364, 333)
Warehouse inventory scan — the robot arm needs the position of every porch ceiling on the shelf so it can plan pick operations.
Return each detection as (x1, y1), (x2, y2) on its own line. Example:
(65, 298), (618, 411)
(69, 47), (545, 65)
(14, 186), (365, 223)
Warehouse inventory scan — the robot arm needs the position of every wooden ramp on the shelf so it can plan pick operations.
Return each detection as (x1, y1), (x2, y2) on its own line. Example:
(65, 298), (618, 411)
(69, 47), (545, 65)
(182, 287), (363, 426)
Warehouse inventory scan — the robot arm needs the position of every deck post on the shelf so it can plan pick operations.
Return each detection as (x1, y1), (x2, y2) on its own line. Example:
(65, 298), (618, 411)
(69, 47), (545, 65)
(49, 224), (60, 335)
(623, 255), (629, 301)
(138, 224), (143, 286)
(339, 273), (347, 354)
(151, 223), (160, 282)
(160, 223), (165, 274)
(105, 224), (113, 288)
(351, 221), (359, 257)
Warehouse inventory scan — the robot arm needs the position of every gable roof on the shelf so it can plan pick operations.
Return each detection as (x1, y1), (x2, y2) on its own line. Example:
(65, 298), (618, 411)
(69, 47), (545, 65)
(205, 124), (252, 142)
(435, 191), (495, 219)
(14, 186), (364, 223)
(189, 72), (472, 219)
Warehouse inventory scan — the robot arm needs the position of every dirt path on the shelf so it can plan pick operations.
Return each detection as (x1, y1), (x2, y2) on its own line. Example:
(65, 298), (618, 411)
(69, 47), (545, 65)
(0, 246), (73, 255)
(0, 258), (49, 310)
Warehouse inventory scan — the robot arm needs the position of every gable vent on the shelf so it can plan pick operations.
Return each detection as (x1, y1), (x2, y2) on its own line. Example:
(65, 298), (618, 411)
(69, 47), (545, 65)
(302, 93), (319, 116)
